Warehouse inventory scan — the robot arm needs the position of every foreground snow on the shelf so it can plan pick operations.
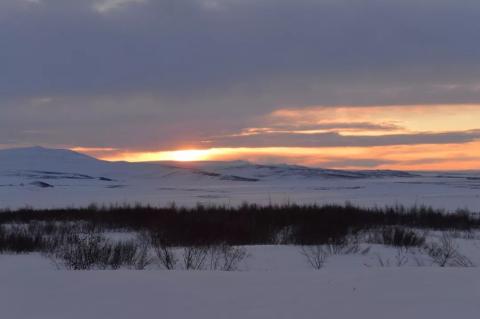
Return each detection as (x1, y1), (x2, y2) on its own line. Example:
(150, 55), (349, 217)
(1, 254), (479, 319)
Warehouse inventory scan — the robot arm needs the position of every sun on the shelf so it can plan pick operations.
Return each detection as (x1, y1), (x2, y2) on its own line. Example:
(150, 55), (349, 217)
(167, 149), (211, 162)
(100, 148), (223, 162)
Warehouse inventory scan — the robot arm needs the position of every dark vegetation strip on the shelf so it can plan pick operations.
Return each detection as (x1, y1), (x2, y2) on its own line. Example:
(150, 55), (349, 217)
(1, 203), (478, 248)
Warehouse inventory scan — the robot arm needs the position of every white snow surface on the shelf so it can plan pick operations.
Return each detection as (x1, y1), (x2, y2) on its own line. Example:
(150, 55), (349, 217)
(0, 253), (479, 319)
(1, 146), (480, 210)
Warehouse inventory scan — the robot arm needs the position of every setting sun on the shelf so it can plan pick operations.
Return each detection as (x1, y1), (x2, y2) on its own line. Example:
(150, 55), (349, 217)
(167, 150), (211, 162)
(114, 149), (216, 162)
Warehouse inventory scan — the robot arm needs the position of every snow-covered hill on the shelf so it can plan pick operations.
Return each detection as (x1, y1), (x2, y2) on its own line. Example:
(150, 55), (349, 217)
(173, 160), (417, 180)
(0, 146), (417, 182)
(0, 147), (479, 210)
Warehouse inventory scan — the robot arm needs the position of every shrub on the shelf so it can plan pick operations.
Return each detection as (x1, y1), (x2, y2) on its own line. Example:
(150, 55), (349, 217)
(134, 232), (153, 270)
(368, 248), (410, 267)
(207, 243), (248, 271)
(52, 234), (144, 270)
(183, 246), (209, 270)
(424, 233), (474, 267)
(300, 245), (329, 269)
(0, 225), (45, 253)
(152, 240), (178, 270)
(300, 236), (361, 269)
(368, 227), (426, 247)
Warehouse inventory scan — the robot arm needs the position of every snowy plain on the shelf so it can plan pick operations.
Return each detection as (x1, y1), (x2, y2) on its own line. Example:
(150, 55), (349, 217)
(1, 251), (480, 319)
(0, 147), (479, 211)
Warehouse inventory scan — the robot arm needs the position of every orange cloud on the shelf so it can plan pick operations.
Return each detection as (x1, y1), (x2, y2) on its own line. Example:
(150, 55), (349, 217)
(265, 104), (480, 135)
(78, 104), (480, 170)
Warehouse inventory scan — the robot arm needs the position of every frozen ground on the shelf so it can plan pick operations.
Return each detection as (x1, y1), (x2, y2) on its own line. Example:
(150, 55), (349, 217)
(1, 253), (479, 319)
(1, 147), (480, 210)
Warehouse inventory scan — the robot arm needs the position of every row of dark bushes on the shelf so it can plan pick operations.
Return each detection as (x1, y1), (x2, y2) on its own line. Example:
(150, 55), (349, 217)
(0, 203), (478, 269)
(0, 203), (478, 247)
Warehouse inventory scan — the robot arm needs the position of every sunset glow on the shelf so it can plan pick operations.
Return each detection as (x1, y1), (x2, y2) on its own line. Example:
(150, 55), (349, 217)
(95, 141), (480, 171)
(134, 149), (214, 162)
(84, 103), (480, 170)
(258, 104), (480, 135)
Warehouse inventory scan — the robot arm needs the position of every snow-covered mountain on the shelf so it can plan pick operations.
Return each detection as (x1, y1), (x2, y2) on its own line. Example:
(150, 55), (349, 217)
(0, 146), (104, 171)
(0, 146), (416, 183)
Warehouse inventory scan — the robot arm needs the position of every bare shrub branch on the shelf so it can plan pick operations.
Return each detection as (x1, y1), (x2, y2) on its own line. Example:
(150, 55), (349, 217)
(151, 235), (178, 270)
(424, 233), (475, 267)
(300, 246), (329, 269)
(134, 232), (153, 270)
(208, 243), (248, 271)
(301, 237), (361, 269)
(183, 246), (208, 270)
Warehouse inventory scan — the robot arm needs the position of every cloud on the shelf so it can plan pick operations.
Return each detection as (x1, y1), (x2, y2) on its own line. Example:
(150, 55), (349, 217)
(1, 0), (480, 161)
(233, 122), (403, 137)
(1, 0), (480, 102)
(262, 105), (480, 134)
(207, 130), (480, 148)
(197, 104), (480, 148)
(93, 0), (147, 13)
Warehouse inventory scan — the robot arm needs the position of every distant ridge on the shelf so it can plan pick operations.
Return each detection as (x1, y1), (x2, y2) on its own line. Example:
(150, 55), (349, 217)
(0, 146), (99, 161)
(0, 146), (417, 181)
(0, 146), (106, 172)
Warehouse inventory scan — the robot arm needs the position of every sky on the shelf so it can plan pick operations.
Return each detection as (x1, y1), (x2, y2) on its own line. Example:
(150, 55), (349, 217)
(1, 0), (480, 170)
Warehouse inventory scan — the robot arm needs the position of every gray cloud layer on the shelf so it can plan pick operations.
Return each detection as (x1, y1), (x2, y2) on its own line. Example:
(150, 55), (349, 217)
(1, 0), (480, 150)
(2, 0), (480, 99)
(209, 130), (480, 148)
